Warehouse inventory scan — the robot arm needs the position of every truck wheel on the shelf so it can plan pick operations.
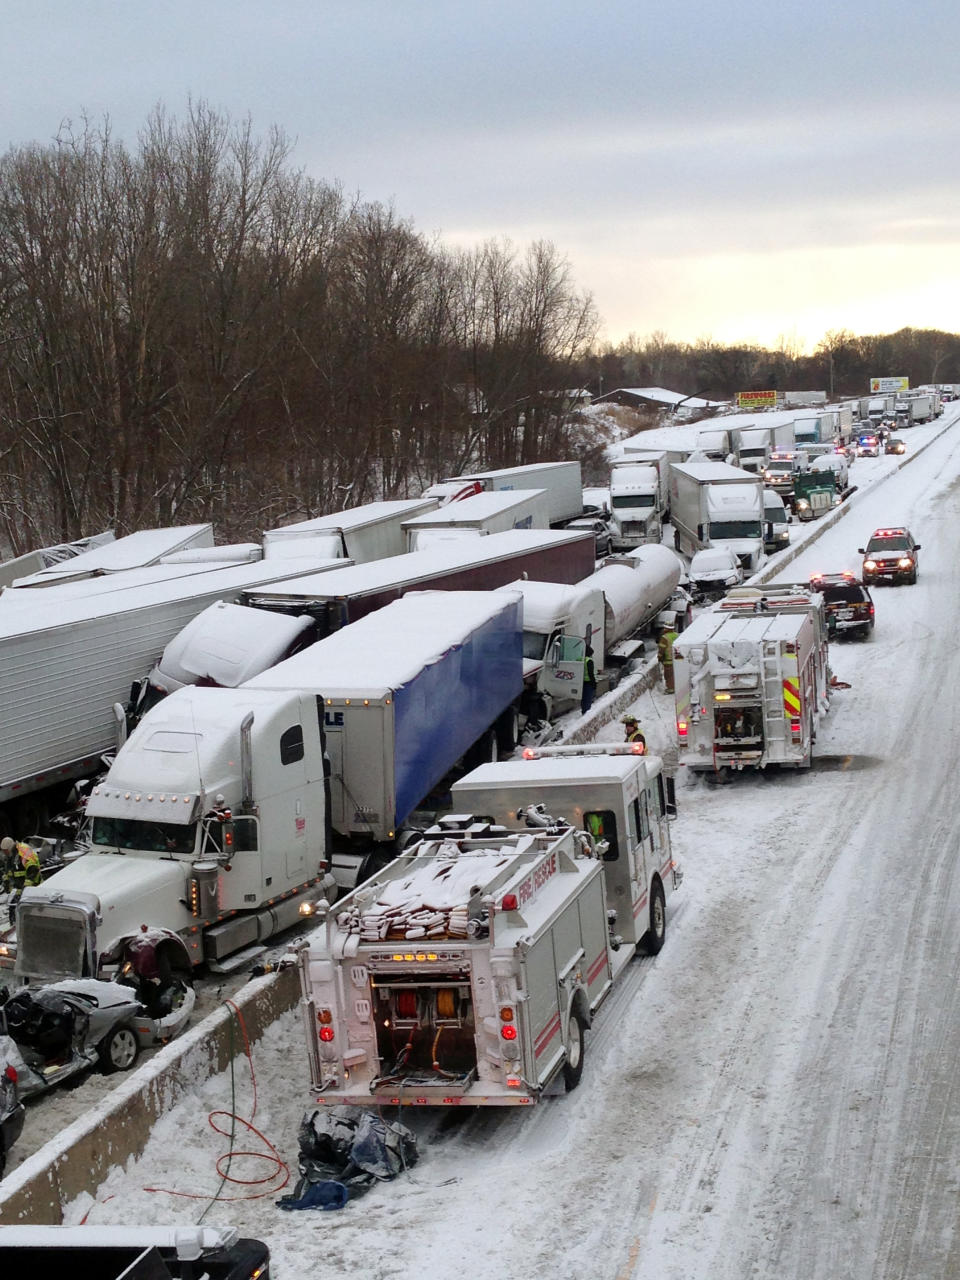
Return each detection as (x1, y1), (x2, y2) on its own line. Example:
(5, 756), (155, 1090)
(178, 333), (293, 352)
(563, 1012), (586, 1091)
(644, 879), (667, 955)
(495, 706), (519, 754)
(98, 1024), (140, 1074)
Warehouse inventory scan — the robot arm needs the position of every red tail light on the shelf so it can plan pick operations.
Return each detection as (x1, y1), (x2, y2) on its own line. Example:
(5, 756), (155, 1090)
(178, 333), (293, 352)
(501, 1025), (518, 1041)
(677, 720), (688, 739)
(3, 1065), (16, 1084)
(790, 718), (802, 739)
(319, 1026), (335, 1043)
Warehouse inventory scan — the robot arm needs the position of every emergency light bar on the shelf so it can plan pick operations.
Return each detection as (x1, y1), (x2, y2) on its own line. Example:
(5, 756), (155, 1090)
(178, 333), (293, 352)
(521, 743), (647, 760)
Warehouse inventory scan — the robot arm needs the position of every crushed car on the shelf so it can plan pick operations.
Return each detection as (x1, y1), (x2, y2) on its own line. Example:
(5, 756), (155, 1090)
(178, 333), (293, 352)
(0, 973), (195, 1099)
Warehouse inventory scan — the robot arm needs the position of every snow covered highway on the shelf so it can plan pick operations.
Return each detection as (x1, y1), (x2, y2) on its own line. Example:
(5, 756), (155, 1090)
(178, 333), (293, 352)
(9, 413), (960, 1279)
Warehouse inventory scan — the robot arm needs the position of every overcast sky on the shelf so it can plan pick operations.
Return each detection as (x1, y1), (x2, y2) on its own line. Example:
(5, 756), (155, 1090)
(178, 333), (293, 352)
(4, 1), (960, 352)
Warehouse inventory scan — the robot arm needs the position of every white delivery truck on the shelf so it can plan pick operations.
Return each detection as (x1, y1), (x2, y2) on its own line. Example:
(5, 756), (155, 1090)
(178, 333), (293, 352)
(295, 748), (682, 1108)
(901, 393), (936, 424)
(669, 462), (765, 572)
(672, 586), (831, 773)
(6, 593), (526, 980)
(866, 395), (896, 425)
(495, 545), (683, 717)
(613, 448), (680, 519)
(608, 462), (662, 548)
(401, 490), (548, 552)
(733, 421), (796, 472)
(423, 462), (583, 526)
(263, 498), (440, 563)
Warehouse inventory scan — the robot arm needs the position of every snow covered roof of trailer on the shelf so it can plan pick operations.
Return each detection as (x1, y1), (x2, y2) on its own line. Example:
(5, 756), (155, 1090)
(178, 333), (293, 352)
(672, 461), (759, 482)
(246, 590), (521, 693)
(13, 525), (214, 584)
(0, 557), (345, 637)
(243, 528), (591, 602)
(265, 499), (438, 537)
(446, 461), (579, 482)
(402, 489), (547, 525)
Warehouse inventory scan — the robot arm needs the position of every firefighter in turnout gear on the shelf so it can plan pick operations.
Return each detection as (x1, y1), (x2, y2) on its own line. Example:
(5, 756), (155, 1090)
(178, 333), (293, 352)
(0, 837), (40, 894)
(657, 621), (679, 694)
(621, 715), (646, 751)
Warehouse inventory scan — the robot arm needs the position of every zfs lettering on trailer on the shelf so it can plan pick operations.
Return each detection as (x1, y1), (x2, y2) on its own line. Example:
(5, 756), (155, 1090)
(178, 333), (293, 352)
(515, 852), (558, 907)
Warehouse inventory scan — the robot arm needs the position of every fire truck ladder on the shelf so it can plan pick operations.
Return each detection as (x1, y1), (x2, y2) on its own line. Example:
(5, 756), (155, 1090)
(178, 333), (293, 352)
(762, 644), (787, 754)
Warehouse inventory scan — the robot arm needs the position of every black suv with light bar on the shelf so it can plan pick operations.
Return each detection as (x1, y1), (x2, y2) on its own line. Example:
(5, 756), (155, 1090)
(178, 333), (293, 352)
(809, 572), (875, 638)
(858, 527), (920, 584)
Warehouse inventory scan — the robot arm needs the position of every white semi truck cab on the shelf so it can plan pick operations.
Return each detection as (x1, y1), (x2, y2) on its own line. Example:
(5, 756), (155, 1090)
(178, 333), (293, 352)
(295, 748), (681, 1108)
(6, 687), (335, 979)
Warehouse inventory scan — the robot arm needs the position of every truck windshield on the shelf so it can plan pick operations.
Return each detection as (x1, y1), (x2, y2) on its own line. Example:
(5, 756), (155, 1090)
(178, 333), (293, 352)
(522, 631), (548, 660)
(611, 493), (656, 510)
(91, 817), (197, 854)
(711, 521), (762, 539)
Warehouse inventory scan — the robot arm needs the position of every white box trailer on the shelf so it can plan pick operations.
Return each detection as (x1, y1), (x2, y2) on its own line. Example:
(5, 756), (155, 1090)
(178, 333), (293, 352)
(401, 489), (549, 552)
(263, 499), (440, 564)
(424, 462), (582, 526)
(296, 750), (681, 1107)
(673, 586), (831, 773)
(0, 554), (347, 834)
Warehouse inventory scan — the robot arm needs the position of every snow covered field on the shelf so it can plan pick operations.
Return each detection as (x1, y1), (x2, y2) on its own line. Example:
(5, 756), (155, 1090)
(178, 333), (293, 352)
(16, 412), (960, 1277)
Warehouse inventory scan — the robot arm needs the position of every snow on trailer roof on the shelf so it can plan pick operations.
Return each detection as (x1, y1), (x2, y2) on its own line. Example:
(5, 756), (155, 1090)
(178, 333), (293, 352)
(12, 524), (214, 585)
(264, 498), (438, 536)
(672, 461), (760, 482)
(401, 489), (547, 525)
(0, 556), (346, 638)
(243, 528), (591, 602)
(246, 590), (521, 695)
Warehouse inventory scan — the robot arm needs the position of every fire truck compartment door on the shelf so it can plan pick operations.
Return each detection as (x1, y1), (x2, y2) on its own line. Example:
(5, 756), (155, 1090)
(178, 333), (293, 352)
(524, 933), (565, 1086)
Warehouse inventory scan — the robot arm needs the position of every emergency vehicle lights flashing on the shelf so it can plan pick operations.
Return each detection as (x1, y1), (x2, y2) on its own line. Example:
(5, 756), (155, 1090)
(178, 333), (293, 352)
(501, 893), (519, 910)
(389, 952), (440, 961)
(874, 528), (906, 537)
(714, 693), (731, 702)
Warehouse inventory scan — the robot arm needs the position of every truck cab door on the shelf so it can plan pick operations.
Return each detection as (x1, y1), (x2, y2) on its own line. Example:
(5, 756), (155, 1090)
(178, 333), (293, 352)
(541, 633), (584, 705)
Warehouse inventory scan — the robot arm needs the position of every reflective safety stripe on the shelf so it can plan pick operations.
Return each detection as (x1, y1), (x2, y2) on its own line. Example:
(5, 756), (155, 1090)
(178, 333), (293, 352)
(783, 677), (801, 717)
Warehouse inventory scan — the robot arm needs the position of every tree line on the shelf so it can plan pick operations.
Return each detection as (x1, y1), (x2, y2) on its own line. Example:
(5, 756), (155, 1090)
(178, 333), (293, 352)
(1, 103), (956, 553)
(586, 326), (960, 407)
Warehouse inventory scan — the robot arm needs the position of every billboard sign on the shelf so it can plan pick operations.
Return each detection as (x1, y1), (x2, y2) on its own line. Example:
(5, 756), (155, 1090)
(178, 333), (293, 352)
(869, 377), (909, 393)
(736, 390), (778, 409)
